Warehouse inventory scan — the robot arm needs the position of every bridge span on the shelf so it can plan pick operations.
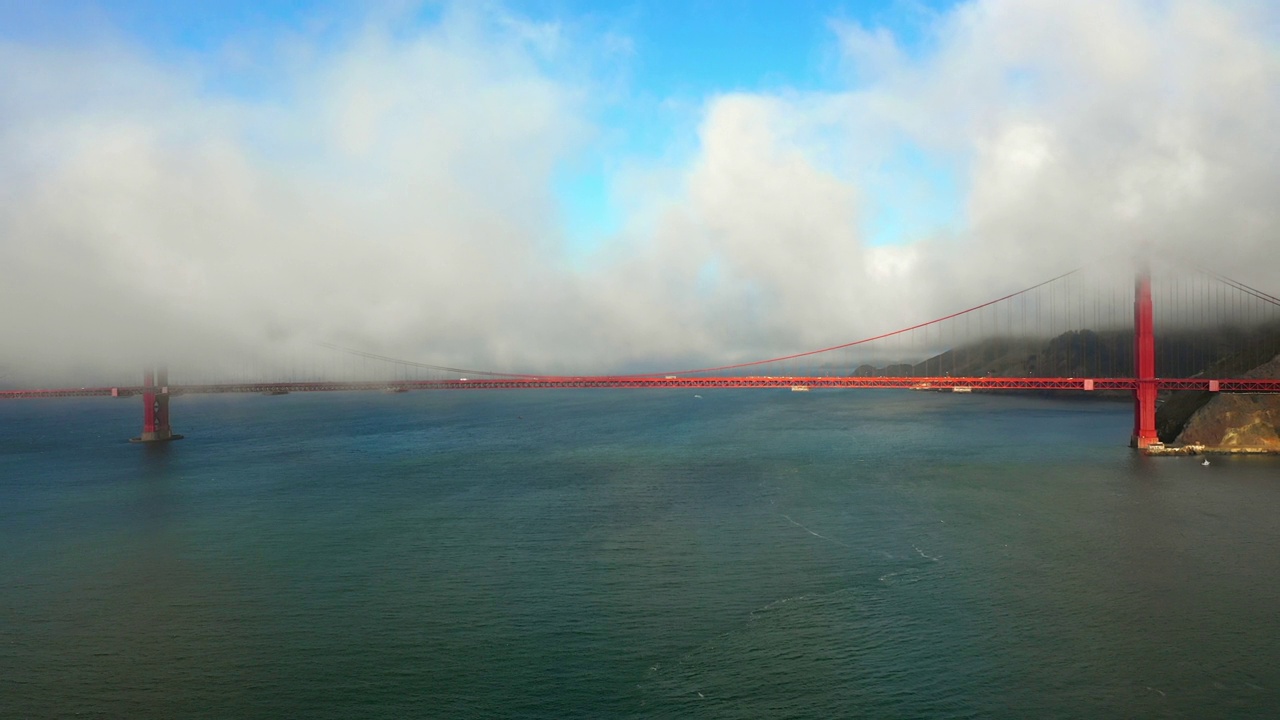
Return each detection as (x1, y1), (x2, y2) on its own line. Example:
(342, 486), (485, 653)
(3, 258), (1279, 449)
(6, 375), (1280, 399)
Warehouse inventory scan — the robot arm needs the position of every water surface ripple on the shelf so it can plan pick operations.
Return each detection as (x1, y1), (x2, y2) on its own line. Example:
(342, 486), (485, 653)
(3, 390), (1279, 718)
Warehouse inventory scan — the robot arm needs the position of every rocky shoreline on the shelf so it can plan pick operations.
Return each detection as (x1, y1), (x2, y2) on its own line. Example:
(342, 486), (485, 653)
(1143, 443), (1279, 456)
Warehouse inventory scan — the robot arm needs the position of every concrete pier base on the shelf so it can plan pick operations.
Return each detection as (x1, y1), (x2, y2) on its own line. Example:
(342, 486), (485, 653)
(129, 431), (185, 443)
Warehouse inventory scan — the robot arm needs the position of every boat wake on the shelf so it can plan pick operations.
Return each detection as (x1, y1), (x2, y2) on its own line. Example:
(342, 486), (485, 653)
(879, 545), (943, 585)
(780, 514), (849, 548)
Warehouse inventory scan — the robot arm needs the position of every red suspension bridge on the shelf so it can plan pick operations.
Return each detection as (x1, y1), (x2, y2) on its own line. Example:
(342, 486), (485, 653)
(4, 257), (1280, 450)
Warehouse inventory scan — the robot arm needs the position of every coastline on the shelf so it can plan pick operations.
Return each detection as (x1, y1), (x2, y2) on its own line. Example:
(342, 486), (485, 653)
(1143, 443), (1280, 456)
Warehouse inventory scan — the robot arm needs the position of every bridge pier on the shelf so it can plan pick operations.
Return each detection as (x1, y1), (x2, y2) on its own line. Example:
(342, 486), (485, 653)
(131, 366), (183, 443)
(1131, 264), (1159, 449)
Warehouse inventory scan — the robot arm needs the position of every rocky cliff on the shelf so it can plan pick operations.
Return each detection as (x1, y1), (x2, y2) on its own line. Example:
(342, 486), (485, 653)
(1156, 331), (1280, 443)
(1173, 354), (1280, 450)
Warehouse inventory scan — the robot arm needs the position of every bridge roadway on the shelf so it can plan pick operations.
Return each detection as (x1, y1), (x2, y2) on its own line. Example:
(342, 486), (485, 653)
(4, 376), (1280, 400)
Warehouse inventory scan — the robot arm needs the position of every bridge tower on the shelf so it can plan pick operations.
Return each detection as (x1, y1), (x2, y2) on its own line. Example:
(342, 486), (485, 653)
(130, 366), (183, 443)
(1131, 262), (1159, 449)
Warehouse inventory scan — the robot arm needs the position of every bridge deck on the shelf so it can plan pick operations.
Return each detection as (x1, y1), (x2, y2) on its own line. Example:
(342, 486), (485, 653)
(4, 376), (1280, 399)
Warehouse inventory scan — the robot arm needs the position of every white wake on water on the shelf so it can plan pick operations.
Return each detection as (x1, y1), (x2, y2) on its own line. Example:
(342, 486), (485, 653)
(913, 545), (942, 562)
(880, 545), (943, 584)
(780, 514), (850, 548)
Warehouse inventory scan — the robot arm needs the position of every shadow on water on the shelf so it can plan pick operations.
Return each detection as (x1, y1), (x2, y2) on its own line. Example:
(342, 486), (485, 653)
(133, 443), (183, 526)
(1126, 450), (1162, 482)
(138, 440), (174, 461)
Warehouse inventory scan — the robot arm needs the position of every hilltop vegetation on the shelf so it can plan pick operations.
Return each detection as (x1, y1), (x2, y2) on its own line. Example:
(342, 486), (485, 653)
(846, 325), (1280, 382)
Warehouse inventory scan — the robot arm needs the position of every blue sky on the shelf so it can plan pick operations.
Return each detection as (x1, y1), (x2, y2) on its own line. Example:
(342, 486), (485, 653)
(0, 0), (964, 252)
(545, 1), (965, 251)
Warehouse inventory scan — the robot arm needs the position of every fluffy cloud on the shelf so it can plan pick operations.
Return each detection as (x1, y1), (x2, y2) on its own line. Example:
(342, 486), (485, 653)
(1, 0), (1277, 384)
(0, 5), (593, 381)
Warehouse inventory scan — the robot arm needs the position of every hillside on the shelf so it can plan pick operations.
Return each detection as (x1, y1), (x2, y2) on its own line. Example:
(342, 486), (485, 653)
(1168, 353), (1280, 449)
(842, 326), (1280, 448)
(1156, 330), (1280, 443)
(845, 327), (1262, 384)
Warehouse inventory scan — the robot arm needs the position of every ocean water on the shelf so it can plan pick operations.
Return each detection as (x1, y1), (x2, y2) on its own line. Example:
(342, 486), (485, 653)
(2, 389), (1279, 719)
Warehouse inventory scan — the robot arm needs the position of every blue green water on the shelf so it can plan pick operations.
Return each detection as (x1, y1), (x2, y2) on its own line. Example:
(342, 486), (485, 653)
(3, 390), (1279, 718)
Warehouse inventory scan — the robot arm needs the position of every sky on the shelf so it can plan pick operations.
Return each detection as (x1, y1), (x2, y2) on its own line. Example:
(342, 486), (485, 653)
(1, 0), (1277, 382)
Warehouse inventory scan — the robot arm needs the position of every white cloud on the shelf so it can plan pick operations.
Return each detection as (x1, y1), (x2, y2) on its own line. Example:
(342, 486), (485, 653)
(1, 0), (1277, 384)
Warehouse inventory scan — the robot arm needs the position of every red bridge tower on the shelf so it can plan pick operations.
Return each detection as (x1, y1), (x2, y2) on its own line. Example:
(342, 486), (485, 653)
(130, 366), (183, 443)
(1131, 262), (1159, 449)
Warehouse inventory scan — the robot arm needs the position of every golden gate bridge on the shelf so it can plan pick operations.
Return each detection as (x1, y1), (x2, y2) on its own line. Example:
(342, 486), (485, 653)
(4, 256), (1280, 450)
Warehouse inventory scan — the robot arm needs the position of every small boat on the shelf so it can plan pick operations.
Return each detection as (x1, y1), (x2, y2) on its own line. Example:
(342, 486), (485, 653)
(791, 386), (810, 392)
